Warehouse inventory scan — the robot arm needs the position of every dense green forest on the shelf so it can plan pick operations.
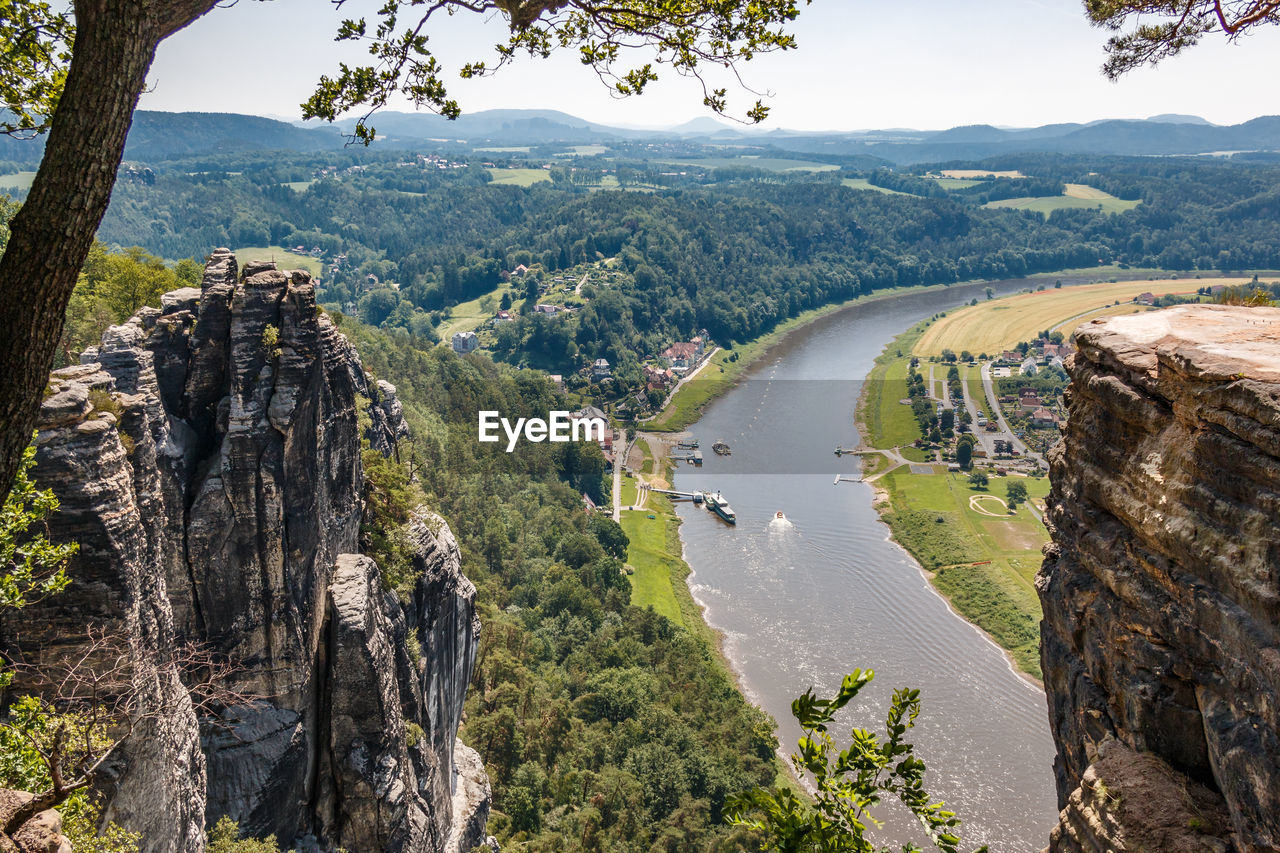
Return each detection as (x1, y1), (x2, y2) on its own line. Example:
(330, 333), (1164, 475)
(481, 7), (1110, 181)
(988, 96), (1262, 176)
(339, 319), (779, 851)
(79, 151), (1280, 384)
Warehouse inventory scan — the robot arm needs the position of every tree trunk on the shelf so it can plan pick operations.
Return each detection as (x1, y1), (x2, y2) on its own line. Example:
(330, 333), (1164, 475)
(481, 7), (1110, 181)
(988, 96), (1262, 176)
(0, 1), (163, 503)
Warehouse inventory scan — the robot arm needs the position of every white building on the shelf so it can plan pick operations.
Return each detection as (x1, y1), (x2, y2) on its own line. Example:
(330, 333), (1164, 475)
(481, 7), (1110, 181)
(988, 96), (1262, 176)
(451, 331), (479, 354)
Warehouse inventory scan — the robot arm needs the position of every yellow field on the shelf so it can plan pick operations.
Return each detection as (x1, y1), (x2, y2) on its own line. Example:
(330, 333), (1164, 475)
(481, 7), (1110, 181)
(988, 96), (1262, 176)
(1063, 183), (1113, 200)
(1053, 302), (1151, 332)
(911, 278), (1245, 356)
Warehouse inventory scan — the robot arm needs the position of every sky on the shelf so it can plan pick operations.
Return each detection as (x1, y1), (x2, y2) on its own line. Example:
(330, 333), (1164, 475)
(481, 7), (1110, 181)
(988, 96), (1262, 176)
(140, 0), (1280, 131)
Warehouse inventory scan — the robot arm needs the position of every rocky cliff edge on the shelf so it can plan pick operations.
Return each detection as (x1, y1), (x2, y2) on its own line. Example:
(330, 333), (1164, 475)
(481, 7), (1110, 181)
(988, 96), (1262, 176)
(1040, 305), (1280, 852)
(2, 251), (486, 852)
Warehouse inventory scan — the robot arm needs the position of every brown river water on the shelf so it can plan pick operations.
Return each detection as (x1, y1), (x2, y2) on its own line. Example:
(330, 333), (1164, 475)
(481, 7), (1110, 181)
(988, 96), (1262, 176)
(669, 276), (1095, 851)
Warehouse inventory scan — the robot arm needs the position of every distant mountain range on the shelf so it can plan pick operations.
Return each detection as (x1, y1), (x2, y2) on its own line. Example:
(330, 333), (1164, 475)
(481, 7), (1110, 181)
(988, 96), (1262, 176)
(0, 108), (1276, 167)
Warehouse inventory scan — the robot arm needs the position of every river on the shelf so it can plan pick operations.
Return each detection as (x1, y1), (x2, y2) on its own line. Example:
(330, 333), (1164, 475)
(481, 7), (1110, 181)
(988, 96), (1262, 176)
(670, 276), (1086, 851)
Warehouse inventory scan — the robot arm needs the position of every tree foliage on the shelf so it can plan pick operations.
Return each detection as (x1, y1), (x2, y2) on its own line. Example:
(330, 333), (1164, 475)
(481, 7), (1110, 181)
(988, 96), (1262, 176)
(339, 317), (780, 849)
(726, 669), (986, 853)
(0, 0), (73, 136)
(0, 440), (74, 610)
(1085, 0), (1280, 77)
(303, 0), (812, 140)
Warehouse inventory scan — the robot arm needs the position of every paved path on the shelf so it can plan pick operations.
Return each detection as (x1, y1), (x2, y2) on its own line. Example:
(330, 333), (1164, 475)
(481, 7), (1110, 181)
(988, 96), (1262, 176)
(612, 432), (628, 521)
(979, 362), (1047, 469)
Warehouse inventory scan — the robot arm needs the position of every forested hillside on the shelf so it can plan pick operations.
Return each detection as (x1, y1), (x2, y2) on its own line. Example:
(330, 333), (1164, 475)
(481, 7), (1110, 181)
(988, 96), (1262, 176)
(338, 319), (780, 851)
(80, 151), (1280, 383)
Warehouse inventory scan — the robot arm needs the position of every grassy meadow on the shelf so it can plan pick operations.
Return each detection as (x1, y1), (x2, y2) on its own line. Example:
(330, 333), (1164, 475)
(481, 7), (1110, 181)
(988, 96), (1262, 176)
(435, 283), (518, 341)
(878, 468), (1051, 678)
(234, 246), (323, 277)
(0, 171), (36, 191)
(860, 324), (929, 448)
(842, 177), (912, 195)
(486, 167), (552, 186)
(621, 498), (686, 626)
(985, 183), (1143, 216)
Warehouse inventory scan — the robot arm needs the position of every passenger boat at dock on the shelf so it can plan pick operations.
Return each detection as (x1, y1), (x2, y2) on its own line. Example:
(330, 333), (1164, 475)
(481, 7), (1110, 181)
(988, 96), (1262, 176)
(704, 491), (736, 524)
(712, 440), (731, 455)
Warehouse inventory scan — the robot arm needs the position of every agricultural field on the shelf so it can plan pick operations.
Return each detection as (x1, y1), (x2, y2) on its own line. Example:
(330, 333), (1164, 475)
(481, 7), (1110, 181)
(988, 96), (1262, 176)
(841, 177), (912, 195)
(486, 167), (551, 186)
(878, 468), (1051, 677)
(281, 180), (315, 192)
(234, 246), (323, 277)
(1056, 302), (1154, 331)
(941, 169), (1024, 179)
(0, 171), (37, 191)
(928, 177), (985, 190)
(985, 184), (1142, 215)
(911, 278), (1243, 356)
(655, 156), (839, 173)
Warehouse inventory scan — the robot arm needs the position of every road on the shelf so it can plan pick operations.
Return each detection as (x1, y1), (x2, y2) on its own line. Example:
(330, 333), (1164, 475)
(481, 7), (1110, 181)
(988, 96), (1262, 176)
(636, 347), (722, 423)
(611, 431), (630, 520)
(930, 364), (953, 409)
(979, 361), (1046, 469)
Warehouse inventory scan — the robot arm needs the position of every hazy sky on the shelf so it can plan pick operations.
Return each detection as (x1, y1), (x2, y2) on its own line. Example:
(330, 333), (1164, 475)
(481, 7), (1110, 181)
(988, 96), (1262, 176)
(140, 0), (1280, 130)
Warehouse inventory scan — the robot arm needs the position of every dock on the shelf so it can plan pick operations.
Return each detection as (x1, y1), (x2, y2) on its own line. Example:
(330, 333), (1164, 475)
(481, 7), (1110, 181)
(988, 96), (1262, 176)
(650, 488), (705, 501)
(669, 449), (704, 465)
(833, 475), (862, 485)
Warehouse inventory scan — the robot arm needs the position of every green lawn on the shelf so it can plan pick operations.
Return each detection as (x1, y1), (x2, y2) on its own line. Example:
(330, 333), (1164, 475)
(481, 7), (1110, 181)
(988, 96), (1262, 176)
(878, 467), (1051, 678)
(620, 497), (686, 624)
(961, 364), (988, 412)
(436, 283), (517, 341)
(861, 327), (928, 449)
(841, 177), (912, 195)
(930, 177), (985, 190)
(234, 246), (323, 277)
(0, 171), (36, 191)
(281, 180), (315, 192)
(620, 472), (639, 507)
(985, 194), (1141, 216)
(486, 167), (551, 186)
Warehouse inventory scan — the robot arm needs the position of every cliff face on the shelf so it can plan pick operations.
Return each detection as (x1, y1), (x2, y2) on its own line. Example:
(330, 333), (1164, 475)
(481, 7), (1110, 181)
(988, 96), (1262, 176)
(5, 252), (486, 852)
(1039, 305), (1280, 852)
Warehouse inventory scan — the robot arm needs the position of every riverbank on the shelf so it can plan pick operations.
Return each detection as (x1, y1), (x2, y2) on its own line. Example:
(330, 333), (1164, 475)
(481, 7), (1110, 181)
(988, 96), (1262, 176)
(617, 441), (797, 788)
(643, 264), (1153, 433)
(854, 324), (1059, 679)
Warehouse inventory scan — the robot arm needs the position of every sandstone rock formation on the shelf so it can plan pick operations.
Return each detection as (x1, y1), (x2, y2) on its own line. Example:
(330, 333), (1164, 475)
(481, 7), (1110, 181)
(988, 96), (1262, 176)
(1039, 305), (1280, 852)
(0, 790), (73, 853)
(3, 252), (486, 852)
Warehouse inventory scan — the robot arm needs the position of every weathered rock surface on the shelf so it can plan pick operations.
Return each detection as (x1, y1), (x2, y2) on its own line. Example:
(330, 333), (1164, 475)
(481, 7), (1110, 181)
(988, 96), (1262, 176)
(1039, 305), (1280, 853)
(4, 252), (486, 852)
(0, 791), (73, 853)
